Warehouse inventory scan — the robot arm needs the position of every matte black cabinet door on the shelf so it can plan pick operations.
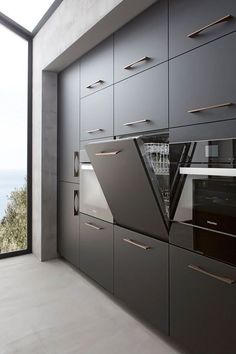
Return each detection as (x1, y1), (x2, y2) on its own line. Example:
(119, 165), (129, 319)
(79, 214), (113, 293)
(58, 62), (80, 183)
(170, 32), (236, 128)
(114, 63), (168, 136)
(170, 245), (236, 354)
(80, 36), (113, 98)
(169, 0), (236, 58)
(80, 86), (113, 141)
(114, 226), (168, 332)
(114, 0), (168, 82)
(58, 182), (79, 267)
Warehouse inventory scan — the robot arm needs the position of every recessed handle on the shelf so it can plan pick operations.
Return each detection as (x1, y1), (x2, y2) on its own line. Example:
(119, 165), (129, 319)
(74, 152), (79, 178)
(74, 190), (79, 216)
(84, 222), (103, 230)
(123, 56), (151, 70)
(188, 264), (235, 285)
(123, 238), (151, 250)
(187, 14), (233, 38)
(123, 119), (150, 126)
(86, 79), (104, 89)
(95, 151), (120, 156)
(188, 102), (232, 113)
(86, 128), (103, 134)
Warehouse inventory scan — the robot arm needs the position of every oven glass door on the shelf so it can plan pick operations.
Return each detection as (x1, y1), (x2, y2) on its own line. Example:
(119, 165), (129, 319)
(79, 163), (113, 223)
(170, 139), (236, 266)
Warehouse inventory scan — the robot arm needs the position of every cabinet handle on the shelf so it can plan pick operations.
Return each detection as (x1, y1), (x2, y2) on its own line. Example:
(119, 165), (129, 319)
(187, 14), (233, 38)
(74, 190), (79, 216)
(188, 264), (236, 285)
(95, 151), (120, 156)
(188, 102), (232, 113)
(86, 128), (103, 134)
(84, 222), (103, 230)
(123, 119), (150, 126)
(86, 79), (104, 89)
(123, 238), (151, 251)
(123, 56), (150, 70)
(74, 152), (79, 177)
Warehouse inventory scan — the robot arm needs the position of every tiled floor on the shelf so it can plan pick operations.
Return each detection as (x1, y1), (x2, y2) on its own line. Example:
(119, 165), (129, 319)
(0, 255), (186, 354)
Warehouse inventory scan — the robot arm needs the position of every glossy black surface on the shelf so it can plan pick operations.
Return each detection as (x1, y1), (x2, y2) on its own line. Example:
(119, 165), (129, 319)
(170, 138), (236, 266)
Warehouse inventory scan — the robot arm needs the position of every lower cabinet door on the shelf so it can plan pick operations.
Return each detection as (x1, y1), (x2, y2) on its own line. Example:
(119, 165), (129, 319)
(58, 182), (80, 267)
(114, 226), (168, 332)
(79, 214), (113, 293)
(170, 245), (236, 354)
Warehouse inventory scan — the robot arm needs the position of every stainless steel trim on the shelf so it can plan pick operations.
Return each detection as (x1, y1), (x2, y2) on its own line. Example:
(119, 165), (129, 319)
(188, 102), (232, 113)
(123, 56), (150, 70)
(188, 264), (235, 285)
(123, 238), (151, 250)
(95, 151), (120, 156)
(86, 128), (103, 134)
(123, 119), (150, 126)
(84, 222), (103, 230)
(179, 167), (236, 177)
(86, 79), (104, 89)
(187, 14), (233, 38)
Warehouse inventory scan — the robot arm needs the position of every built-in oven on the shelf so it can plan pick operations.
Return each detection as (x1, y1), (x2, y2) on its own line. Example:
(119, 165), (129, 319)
(79, 148), (113, 223)
(170, 138), (236, 266)
(85, 132), (169, 241)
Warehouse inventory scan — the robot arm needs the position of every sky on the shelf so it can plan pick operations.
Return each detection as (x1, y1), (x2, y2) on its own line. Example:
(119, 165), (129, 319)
(0, 23), (28, 171)
(0, 0), (55, 31)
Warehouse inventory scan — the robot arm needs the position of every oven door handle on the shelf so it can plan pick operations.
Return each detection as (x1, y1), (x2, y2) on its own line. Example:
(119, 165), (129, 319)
(179, 167), (236, 177)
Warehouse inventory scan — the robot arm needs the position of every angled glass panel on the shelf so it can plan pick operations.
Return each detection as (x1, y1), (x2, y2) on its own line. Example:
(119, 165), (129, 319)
(0, 24), (28, 254)
(0, 0), (55, 31)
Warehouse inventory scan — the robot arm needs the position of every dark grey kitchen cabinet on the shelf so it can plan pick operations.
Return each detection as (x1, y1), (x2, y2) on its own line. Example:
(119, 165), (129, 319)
(169, 0), (236, 59)
(58, 61), (80, 183)
(170, 245), (236, 354)
(80, 86), (113, 141)
(58, 182), (80, 267)
(114, 226), (168, 332)
(114, 63), (168, 136)
(114, 0), (168, 82)
(80, 36), (113, 98)
(79, 214), (113, 293)
(169, 32), (236, 128)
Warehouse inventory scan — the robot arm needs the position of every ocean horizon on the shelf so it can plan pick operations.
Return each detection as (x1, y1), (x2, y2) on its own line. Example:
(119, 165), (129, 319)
(0, 169), (26, 220)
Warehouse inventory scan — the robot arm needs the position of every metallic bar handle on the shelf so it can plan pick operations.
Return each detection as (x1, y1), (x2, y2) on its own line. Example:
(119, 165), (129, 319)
(84, 222), (103, 230)
(86, 79), (104, 89)
(74, 190), (79, 216)
(123, 119), (150, 126)
(123, 56), (150, 70)
(74, 152), (79, 177)
(188, 102), (232, 113)
(95, 151), (120, 156)
(123, 238), (151, 251)
(188, 264), (236, 285)
(86, 128), (103, 134)
(187, 14), (233, 38)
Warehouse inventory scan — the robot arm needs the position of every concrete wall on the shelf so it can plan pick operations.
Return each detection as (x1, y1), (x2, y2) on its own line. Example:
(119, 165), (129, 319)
(33, 0), (157, 260)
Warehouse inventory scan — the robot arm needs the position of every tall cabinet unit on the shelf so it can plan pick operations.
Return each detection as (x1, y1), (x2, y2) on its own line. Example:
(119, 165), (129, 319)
(58, 61), (80, 266)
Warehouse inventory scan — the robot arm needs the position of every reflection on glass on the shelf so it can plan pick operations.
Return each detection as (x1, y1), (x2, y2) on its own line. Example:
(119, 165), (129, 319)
(0, 24), (28, 254)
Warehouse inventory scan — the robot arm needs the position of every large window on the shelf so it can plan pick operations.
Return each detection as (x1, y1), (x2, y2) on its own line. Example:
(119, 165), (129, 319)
(0, 23), (30, 256)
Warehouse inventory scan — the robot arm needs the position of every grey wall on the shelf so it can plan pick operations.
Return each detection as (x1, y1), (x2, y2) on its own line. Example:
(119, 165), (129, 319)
(32, 0), (157, 260)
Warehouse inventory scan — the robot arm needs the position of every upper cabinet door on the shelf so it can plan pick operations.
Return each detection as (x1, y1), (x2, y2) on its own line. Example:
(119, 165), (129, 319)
(58, 61), (80, 183)
(169, 0), (236, 59)
(114, 63), (168, 136)
(85, 137), (169, 241)
(80, 86), (113, 141)
(170, 32), (236, 128)
(114, 0), (168, 83)
(80, 36), (113, 98)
